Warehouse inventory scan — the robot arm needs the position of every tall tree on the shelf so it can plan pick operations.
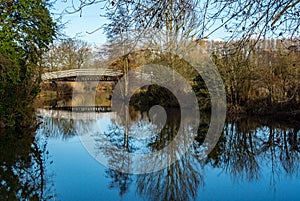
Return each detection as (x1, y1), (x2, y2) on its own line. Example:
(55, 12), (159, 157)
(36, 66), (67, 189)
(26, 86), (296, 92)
(104, 0), (200, 39)
(42, 38), (92, 70)
(0, 0), (56, 62)
(0, 0), (57, 127)
(63, 0), (300, 41)
(206, 0), (300, 42)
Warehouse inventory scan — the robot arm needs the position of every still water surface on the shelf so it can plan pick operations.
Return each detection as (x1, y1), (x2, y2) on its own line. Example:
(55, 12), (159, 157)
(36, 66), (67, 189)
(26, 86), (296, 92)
(1, 108), (299, 201)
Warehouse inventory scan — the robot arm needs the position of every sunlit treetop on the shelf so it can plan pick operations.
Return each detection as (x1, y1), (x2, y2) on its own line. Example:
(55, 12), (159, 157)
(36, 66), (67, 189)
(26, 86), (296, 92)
(0, 0), (57, 63)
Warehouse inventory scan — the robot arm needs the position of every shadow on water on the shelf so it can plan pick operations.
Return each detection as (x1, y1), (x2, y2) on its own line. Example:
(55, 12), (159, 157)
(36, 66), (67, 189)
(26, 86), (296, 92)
(0, 127), (53, 201)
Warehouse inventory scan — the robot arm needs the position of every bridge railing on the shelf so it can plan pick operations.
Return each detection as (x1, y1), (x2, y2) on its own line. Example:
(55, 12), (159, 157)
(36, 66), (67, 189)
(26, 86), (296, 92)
(42, 68), (123, 81)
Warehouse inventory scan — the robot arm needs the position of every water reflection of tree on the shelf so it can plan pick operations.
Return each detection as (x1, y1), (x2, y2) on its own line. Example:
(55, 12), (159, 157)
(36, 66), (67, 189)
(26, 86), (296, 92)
(207, 118), (300, 186)
(39, 112), (101, 140)
(0, 128), (53, 200)
(98, 108), (204, 201)
(105, 169), (133, 197)
(103, 109), (300, 200)
(258, 124), (300, 188)
(39, 106), (300, 200)
(147, 109), (180, 151)
(96, 119), (135, 197)
(39, 116), (76, 139)
(135, 153), (204, 201)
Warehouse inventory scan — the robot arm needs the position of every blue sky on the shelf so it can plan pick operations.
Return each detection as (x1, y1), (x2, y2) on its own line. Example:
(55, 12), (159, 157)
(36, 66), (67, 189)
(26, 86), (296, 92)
(52, 1), (108, 45)
(52, 1), (226, 46)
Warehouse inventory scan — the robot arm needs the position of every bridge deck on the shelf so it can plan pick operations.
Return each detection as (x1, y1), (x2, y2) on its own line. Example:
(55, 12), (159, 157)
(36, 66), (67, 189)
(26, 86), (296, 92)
(42, 68), (123, 81)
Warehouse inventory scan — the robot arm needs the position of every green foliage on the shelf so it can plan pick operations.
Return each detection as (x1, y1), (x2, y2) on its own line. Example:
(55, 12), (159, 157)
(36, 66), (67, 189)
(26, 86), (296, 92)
(0, 0), (57, 127)
(0, 0), (56, 62)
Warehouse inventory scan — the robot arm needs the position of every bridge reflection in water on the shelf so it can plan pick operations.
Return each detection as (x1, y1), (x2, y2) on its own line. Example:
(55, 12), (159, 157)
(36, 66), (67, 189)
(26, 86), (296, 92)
(37, 108), (115, 120)
(51, 106), (112, 112)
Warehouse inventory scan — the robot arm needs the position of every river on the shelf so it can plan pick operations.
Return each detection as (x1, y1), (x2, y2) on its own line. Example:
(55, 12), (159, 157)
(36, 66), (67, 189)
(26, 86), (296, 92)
(0, 106), (299, 201)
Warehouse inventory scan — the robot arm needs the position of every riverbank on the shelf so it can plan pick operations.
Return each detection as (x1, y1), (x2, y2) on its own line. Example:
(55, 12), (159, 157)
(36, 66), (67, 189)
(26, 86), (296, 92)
(128, 87), (300, 125)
